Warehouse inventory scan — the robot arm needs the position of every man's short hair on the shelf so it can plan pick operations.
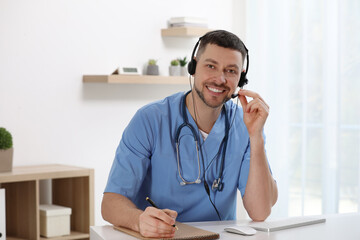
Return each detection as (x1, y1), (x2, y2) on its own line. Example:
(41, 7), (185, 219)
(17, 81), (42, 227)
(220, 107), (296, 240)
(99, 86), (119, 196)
(196, 30), (247, 63)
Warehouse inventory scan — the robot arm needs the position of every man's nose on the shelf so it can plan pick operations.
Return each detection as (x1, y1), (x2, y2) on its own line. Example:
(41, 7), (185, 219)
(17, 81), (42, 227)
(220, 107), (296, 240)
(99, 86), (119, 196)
(214, 71), (226, 83)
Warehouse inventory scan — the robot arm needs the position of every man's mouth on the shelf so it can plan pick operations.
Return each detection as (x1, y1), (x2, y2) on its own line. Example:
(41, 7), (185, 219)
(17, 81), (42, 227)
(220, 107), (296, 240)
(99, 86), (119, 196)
(207, 86), (225, 93)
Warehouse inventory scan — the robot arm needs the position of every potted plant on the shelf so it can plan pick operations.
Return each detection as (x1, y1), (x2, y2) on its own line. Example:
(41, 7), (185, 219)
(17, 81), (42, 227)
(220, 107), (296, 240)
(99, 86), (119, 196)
(178, 57), (188, 76)
(0, 127), (13, 172)
(169, 59), (180, 76)
(146, 59), (159, 75)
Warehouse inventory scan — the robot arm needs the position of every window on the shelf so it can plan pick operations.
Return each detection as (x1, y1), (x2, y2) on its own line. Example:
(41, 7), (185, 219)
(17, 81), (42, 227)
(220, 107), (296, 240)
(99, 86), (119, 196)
(245, 0), (360, 218)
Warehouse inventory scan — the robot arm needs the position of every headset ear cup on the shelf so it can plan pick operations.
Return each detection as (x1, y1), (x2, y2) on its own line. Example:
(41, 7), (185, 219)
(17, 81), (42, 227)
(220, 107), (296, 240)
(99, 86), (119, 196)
(187, 59), (197, 75)
(239, 72), (245, 87)
(239, 71), (248, 88)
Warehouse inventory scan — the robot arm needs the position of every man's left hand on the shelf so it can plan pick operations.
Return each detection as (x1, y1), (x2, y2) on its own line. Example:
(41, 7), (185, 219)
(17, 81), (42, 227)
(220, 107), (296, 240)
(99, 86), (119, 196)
(237, 89), (269, 137)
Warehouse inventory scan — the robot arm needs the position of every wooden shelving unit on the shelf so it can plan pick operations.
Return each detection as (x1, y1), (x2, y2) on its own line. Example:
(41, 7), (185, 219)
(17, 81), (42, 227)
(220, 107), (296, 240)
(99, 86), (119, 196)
(83, 74), (189, 85)
(0, 164), (94, 240)
(161, 27), (210, 37)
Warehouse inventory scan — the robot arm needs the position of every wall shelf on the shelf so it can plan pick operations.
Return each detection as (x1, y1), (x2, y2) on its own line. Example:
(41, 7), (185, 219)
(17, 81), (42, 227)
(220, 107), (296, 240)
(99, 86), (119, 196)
(161, 27), (210, 37)
(0, 164), (94, 240)
(83, 27), (206, 85)
(83, 75), (189, 85)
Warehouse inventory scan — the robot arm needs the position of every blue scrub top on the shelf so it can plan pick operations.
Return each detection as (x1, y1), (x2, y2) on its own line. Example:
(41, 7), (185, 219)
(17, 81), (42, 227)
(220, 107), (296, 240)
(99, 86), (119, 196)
(104, 91), (267, 222)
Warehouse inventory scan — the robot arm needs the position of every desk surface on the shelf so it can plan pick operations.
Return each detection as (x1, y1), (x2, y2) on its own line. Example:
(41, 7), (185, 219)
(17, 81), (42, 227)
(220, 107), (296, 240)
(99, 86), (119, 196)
(91, 213), (360, 240)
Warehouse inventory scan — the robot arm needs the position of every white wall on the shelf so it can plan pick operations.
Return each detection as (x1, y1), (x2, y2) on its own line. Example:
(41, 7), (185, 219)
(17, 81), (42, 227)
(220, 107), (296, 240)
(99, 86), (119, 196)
(0, 0), (243, 225)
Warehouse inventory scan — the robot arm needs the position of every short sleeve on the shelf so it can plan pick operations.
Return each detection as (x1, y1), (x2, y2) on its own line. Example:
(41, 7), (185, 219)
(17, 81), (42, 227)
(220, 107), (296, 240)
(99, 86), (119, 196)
(104, 108), (155, 201)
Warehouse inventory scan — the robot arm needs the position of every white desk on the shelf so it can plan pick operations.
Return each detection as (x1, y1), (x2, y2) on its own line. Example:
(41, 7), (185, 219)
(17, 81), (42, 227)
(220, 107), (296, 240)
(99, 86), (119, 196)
(91, 213), (360, 240)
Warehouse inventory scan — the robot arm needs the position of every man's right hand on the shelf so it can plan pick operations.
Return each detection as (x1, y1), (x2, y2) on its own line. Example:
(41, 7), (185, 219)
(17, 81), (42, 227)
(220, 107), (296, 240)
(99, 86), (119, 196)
(138, 207), (178, 238)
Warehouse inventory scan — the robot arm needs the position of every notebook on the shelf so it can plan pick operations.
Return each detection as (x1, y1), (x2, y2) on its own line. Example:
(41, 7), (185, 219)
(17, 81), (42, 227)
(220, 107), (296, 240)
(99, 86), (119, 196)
(247, 216), (326, 232)
(114, 221), (219, 240)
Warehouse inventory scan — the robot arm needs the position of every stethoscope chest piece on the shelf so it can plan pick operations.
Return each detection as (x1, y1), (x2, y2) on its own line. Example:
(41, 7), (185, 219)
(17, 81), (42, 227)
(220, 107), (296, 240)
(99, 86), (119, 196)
(212, 178), (224, 191)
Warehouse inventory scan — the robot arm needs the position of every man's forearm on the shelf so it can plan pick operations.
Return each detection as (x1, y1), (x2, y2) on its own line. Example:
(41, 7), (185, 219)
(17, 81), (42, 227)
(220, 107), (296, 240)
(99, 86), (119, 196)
(101, 192), (143, 231)
(243, 134), (278, 221)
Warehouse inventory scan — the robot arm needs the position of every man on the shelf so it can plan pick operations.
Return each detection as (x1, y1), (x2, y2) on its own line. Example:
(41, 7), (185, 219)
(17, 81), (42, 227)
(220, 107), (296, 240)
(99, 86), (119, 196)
(102, 30), (278, 238)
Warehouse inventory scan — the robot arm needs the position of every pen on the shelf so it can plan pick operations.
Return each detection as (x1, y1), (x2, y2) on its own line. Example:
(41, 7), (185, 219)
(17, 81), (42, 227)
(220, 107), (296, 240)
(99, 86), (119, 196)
(146, 197), (178, 230)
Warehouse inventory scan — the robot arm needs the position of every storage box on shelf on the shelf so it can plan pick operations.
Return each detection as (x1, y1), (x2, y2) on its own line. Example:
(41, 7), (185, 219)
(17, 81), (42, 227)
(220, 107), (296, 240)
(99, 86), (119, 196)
(0, 188), (5, 239)
(40, 204), (72, 238)
(0, 164), (94, 240)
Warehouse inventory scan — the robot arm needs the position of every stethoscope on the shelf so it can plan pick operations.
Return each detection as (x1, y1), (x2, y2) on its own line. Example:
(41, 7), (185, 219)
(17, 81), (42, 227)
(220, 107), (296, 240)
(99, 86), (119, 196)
(175, 91), (230, 192)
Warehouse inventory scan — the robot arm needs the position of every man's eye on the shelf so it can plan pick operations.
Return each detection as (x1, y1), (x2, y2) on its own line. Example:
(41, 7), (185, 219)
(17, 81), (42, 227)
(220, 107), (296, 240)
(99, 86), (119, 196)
(207, 64), (215, 69)
(226, 69), (237, 74)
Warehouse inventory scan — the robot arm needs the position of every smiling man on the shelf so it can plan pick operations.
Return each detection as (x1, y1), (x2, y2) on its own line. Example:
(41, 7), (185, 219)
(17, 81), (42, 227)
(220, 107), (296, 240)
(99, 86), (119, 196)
(101, 30), (278, 238)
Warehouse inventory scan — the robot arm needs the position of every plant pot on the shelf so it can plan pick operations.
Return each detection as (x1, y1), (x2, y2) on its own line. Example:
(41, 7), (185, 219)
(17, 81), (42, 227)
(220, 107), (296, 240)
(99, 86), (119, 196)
(180, 66), (188, 76)
(147, 65), (159, 75)
(0, 148), (13, 173)
(169, 66), (180, 76)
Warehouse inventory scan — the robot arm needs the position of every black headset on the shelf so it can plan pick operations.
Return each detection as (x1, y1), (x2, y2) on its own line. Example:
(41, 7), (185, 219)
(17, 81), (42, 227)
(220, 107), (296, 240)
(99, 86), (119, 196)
(187, 34), (249, 88)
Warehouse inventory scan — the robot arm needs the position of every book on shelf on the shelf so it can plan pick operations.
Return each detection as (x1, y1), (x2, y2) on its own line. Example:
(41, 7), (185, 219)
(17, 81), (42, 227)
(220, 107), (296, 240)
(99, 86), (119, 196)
(169, 22), (208, 28)
(168, 17), (208, 28)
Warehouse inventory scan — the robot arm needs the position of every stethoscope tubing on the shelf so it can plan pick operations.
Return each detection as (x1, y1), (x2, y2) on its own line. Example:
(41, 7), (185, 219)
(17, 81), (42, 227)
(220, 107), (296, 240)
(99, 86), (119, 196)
(175, 91), (230, 191)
